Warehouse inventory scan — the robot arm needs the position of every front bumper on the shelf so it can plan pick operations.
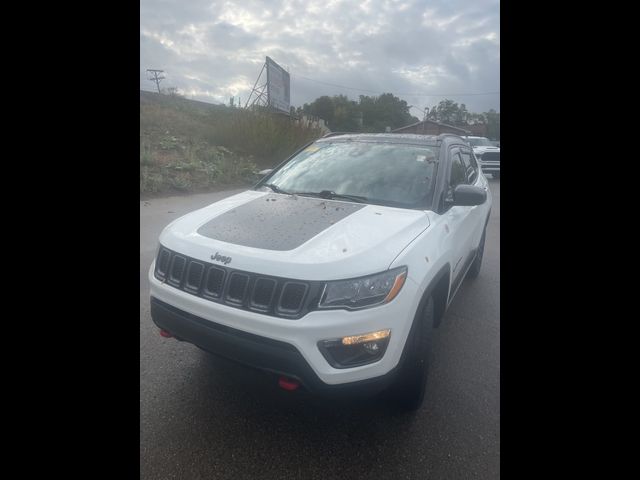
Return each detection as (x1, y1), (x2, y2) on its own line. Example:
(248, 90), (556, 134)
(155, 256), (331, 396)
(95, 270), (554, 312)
(149, 262), (420, 387)
(151, 297), (399, 395)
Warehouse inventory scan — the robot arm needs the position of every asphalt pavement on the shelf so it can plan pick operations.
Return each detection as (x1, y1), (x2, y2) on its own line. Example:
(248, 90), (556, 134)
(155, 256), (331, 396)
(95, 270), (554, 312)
(140, 180), (500, 480)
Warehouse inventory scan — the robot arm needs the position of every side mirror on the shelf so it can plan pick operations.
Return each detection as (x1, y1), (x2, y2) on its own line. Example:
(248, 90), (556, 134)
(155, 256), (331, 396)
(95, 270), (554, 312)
(452, 184), (486, 206)
(258, 168), (273, 176)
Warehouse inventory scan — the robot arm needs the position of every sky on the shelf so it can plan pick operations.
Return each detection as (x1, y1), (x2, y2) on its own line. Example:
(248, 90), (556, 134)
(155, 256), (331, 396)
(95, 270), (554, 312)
(140, 0), (499, 115)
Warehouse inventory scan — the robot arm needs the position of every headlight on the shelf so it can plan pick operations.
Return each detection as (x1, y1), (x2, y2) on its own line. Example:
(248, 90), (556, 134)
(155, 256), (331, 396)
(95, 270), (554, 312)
(318, 266), (407, 310)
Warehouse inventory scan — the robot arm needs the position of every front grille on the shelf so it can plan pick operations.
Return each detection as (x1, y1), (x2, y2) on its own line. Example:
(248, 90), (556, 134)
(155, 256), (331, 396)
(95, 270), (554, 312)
(156, 249), (171, 279)
(226, 273), (249, 304)
(185, 261), (205, 294)
(168, 255), (187, 287)
(279, 283), (308, 312)
(154, 246), (320, 319)
(482, 152), (500, 163)
(204, 267), (225, 298)
(251, 278), (277, 310)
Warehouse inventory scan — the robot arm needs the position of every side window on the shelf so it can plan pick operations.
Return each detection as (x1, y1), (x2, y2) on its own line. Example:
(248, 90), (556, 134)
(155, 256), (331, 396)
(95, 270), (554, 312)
(449, 152), (467, 188)
(460, 149), (478, 183)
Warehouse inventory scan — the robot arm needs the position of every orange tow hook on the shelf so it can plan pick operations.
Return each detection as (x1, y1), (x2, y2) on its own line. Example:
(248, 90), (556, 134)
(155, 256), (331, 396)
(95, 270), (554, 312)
(278, 376), (300, 391)
(159, 329), (173, 338)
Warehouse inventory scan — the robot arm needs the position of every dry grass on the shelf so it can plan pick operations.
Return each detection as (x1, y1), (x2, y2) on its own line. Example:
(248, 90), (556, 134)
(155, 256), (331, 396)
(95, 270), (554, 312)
(140, 93), (323, 195)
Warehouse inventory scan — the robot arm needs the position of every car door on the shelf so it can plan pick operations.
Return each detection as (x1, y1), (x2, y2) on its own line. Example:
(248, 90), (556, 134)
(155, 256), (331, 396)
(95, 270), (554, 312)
(444, 148), (479, 296)
(460, 146), (488, 249)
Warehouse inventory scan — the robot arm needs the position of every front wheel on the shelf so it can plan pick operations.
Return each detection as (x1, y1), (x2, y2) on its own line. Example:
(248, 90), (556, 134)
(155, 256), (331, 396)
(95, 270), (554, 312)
(388, 296), (435, 411)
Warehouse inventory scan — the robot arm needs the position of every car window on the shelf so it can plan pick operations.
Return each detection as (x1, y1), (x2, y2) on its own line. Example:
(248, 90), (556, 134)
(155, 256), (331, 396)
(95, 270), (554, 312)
(467, 137), (493, 147)
(263, 140), (440, 209)
(449, 152), (467, 188)
(460, 149), (478, 184)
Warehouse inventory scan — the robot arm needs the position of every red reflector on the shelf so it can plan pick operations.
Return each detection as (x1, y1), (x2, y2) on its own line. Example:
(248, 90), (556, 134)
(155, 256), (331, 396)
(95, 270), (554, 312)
(278, 376), (300, 391)
(159, 329), (173, 338)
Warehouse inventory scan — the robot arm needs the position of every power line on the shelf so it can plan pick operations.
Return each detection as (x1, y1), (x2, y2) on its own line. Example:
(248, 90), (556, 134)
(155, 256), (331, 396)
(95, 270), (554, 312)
(291, 73), (499, 97)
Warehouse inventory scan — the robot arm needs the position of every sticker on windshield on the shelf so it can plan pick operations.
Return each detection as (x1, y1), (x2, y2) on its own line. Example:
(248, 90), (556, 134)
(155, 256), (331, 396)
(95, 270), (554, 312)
(417, 150), (437, 163)
(304, 145), (320, 153)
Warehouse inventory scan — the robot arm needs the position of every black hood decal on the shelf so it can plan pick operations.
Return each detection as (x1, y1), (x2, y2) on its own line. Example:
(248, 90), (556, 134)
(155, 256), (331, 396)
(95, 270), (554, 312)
(197, 193), (366, 251)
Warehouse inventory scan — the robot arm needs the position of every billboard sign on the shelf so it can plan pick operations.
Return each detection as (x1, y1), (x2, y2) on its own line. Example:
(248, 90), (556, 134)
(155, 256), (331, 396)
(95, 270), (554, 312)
(266, 56), (290, 113)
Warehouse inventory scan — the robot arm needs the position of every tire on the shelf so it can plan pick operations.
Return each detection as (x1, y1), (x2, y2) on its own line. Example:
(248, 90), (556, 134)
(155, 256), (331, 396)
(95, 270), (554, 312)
(467, 226), (486, 279)
(389, 296), (435, 411)
(493, 172), (500, 179)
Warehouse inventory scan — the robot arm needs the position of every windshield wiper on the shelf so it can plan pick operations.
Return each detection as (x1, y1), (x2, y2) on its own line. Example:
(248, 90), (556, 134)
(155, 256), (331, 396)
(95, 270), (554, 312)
(263, 183), (291, 195)
(295, 190), (368, 203)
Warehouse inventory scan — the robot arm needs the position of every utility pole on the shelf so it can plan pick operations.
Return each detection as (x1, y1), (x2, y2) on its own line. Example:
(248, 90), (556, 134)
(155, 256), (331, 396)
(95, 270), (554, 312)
(422, 107), (429, 134)
(147, 69), (165, 94)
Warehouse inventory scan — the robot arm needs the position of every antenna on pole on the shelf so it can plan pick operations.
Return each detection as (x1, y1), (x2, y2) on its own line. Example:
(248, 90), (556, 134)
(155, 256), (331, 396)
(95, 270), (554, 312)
(422, 107), (429, 134)
(146, 69), (165, 94)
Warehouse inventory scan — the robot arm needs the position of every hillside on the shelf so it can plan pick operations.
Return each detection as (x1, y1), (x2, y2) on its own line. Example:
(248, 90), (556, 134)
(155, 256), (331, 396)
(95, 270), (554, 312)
(140, 91), (322, 196)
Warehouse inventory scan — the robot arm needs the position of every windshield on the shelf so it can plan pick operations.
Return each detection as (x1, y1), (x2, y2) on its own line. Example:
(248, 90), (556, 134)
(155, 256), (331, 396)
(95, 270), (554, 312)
(467, 137), (493, 147)
(261, 141), (439, 208)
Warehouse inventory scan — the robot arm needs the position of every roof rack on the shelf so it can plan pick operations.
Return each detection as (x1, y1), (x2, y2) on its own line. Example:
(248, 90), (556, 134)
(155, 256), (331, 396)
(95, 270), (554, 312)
(321, 132), (352, 138)
(437, 133), (466, 140)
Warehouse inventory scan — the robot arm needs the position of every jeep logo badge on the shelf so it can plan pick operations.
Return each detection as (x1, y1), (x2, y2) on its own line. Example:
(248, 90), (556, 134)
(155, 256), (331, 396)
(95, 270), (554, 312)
(211, 252), (232, 265)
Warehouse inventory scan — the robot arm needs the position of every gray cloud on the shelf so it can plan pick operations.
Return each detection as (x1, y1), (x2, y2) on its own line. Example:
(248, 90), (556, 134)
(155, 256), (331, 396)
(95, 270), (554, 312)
(140, 0), (499, 113)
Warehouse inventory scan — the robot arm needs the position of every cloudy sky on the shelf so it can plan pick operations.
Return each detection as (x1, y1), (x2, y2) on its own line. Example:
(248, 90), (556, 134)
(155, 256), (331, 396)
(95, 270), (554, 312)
(140, 0), (499, 114)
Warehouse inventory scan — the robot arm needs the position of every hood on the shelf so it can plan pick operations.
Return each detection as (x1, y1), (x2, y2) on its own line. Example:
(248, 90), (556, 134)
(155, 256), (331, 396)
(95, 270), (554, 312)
(473, 146), (500, 155)
(159, 190), (430, 281)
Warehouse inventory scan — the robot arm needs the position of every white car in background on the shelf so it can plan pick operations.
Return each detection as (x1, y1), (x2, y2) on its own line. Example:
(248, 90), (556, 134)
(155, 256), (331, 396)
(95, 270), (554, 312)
(466, 136), (500, 179)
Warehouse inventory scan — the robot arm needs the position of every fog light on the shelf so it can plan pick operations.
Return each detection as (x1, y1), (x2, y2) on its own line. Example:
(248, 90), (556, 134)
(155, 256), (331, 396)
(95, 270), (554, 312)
(318, 329), (391, 369)
(341, 329), (391, 345)
(363, 342), (379, 354)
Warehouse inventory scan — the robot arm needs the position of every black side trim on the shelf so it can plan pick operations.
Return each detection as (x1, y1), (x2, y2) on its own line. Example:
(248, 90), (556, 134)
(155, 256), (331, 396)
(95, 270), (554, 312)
(449, 248), (477, 302)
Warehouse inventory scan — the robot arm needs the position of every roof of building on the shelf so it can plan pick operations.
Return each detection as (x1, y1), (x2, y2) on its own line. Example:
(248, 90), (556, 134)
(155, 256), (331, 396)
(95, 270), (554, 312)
(392, 119), (470, 135)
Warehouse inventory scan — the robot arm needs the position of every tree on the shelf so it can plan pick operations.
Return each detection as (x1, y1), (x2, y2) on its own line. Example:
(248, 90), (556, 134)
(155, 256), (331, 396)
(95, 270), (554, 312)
(484, 109), (500, 140)
(359, 93), (415, 132)
(166, 87), (182, 97)
(305, 96), (335, 127)
(467, 112), (486, 125)
(428, 99), (461, 124)
(331, 95), (359, 131)
(300, 94), (494, 134)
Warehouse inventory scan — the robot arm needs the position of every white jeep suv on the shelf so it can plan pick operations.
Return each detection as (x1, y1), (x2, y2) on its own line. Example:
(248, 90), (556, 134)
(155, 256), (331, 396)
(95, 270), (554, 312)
(149, 133), (492, 410)
(466, 136), (500, 179)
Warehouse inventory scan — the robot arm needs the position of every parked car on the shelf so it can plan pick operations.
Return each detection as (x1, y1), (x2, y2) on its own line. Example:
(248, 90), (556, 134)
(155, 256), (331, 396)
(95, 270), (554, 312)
(465, 136), (500, 179)
(149, 133), (492, 410)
